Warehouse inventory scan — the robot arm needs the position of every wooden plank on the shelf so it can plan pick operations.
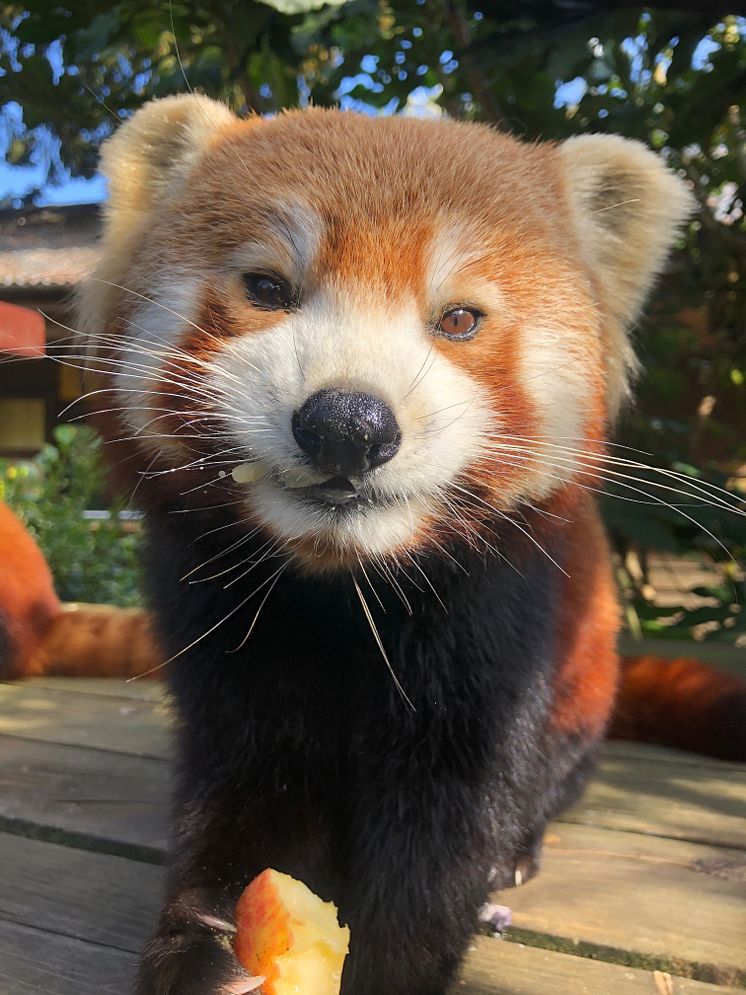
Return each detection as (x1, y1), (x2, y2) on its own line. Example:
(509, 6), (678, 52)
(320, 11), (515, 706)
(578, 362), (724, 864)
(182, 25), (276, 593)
(603, 740), (746, 770)
(565, 744), (746, 849)
(0, 682), (173, 759)
(1, 918), (741, 995)
(503, 823), (746, 986)
(12, 721), (742, 863)
(0, 920), (138, 995)
(7, 924), (739, 995)
(7, 680), (745, 854)
(1, 832), (742, 995)
(9, 678), (745, 773)
(0, 735), (168, 859)
(458, 938), (746, 995)
(3, 677), (746, 986)
(0, 832), (162, 953)
(12, 676), (166, 702)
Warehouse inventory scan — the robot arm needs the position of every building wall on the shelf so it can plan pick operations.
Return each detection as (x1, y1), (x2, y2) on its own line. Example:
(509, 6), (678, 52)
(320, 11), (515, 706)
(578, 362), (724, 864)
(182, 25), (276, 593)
(0, 301), (84, 458)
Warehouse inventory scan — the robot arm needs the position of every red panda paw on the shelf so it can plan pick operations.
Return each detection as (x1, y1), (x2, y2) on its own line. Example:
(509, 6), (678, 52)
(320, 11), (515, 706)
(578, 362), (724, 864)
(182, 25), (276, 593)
(136, 927), (261, 995)
(489, 844), (543, 892)
(135, 888), (264, 995)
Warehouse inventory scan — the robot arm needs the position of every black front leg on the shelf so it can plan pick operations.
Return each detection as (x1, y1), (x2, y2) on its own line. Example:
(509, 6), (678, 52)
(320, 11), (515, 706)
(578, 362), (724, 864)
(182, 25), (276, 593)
(138, 519), (566, 995)
(339, 782), (498, 995)
(136, 788), (265, 995)
(336, 677), (543, 995)
(137, 759), (341, 995)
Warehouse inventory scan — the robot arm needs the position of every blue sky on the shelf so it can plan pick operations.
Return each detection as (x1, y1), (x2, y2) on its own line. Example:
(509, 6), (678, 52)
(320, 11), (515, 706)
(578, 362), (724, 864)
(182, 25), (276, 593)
(0, 159), (107, 206)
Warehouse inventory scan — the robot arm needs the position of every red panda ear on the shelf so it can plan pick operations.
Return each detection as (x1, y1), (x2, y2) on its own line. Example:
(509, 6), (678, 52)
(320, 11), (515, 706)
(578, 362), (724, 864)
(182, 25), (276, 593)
(558, 135), (694, 416)
(100, 94), (236, 243)
(78, 95), (236, 370)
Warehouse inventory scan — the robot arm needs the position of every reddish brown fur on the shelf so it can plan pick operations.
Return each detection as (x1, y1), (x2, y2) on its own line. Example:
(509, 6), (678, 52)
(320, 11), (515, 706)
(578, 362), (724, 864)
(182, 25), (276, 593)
(86, 112), (610, 529)
(41, 603), (159, 679)
(0, 502), (158, 680)
(63, 105), (740, 766)
(610, 655), (746, 761)
(547, 492), (620, 737)
(0, 502), (60, 678)
(3, 501), (744, 761)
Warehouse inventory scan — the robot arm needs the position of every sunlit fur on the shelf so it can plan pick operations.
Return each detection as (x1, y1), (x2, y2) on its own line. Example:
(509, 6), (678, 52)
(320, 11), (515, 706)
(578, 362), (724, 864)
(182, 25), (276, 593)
(0, 501), (59, 678)
(77, 96), (693, 573)
(66, 97), (746, 995)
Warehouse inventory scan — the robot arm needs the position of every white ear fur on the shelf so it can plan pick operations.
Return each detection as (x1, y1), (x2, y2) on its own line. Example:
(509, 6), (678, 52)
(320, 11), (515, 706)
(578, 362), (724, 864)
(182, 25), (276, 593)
(559, 134), (694, 415)
(100, 94), (236, 242)
(78, 96), (235, 367)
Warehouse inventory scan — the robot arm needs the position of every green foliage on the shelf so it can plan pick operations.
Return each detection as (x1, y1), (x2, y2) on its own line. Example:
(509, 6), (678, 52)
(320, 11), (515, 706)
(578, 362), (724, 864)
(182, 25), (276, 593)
(0, 1), (744, 638)
(601, 461), (746, 642)
(0, 425), (144, 606)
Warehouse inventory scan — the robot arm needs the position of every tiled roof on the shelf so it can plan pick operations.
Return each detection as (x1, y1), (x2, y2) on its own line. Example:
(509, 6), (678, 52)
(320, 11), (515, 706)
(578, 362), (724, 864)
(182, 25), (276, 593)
(0, 204), (101, 290)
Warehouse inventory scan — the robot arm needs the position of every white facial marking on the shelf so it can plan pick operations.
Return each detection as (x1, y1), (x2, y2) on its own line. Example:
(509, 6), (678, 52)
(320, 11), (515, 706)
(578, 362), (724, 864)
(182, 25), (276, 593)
(209, 284), (493, 560)
(116, 276), (202, 438)
(515, 320), (597, 499)
(426, 229), (598, 504)
(228, 204), (321, 286)
(112, 216), (602, 565)
(427, 224), (495, 300)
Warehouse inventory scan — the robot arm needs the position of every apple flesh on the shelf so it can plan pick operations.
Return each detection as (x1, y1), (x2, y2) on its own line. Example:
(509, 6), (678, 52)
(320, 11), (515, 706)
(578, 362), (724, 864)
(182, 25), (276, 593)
(234, 869), (350, 995)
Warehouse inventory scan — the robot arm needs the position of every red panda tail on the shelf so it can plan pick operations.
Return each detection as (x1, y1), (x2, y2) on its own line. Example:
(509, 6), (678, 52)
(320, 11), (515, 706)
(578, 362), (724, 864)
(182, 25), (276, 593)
(609, 654), (746, 762)
(1, 500), (160, 681)
(38, 603), (160, 679)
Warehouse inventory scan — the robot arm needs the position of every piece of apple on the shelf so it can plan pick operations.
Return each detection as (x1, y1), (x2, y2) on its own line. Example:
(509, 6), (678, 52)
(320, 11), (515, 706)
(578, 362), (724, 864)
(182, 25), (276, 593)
(234, 869), (350, 995)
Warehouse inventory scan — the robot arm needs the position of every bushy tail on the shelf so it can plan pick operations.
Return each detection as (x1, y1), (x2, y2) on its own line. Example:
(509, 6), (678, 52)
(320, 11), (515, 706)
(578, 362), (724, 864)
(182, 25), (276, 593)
(0, 499), (159, 680)
(610, 654), (746, 762)
(38, 603), (159, 679)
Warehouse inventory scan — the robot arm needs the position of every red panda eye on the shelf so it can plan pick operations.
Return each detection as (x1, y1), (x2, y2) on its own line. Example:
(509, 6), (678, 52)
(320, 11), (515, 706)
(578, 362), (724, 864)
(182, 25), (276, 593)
(437, 306), (482, 341)
(243, 273), (296, 311)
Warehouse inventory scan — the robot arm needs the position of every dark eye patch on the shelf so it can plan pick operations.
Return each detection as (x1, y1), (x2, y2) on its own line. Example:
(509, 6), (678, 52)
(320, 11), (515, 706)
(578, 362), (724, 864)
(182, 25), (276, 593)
(242, 273), (297, 311)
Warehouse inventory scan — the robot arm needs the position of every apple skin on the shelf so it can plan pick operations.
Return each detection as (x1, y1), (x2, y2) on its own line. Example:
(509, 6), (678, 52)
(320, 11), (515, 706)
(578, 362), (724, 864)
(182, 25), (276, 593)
(234, 869), (350, 995)
(235, 869), (293, 991)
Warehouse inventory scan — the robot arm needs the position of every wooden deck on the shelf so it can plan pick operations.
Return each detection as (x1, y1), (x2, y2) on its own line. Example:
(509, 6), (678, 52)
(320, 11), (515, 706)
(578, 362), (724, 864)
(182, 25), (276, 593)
(1, 666), (745, 995)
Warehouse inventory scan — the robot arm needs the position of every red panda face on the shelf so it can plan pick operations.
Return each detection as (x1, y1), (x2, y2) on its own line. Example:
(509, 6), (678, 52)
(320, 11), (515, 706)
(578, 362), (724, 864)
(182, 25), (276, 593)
(80, 98), (691, 572)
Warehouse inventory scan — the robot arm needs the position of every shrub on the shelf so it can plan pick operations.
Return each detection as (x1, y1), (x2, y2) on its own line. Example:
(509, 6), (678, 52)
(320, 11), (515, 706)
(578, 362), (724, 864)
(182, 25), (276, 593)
(0, 424), (143, 606)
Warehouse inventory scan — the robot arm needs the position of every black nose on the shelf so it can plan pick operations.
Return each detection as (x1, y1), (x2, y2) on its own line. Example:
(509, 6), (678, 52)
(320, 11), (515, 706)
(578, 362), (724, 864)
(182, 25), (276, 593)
(292, 388), (401, 476)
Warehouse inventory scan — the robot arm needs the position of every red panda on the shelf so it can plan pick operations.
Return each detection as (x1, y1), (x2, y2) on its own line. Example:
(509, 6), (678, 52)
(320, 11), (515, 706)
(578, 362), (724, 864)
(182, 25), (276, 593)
(6, 96), (743, 995)
(0, 501), (156, 680)
(3, 499), (742, 762)
(0, 501), (60, 679)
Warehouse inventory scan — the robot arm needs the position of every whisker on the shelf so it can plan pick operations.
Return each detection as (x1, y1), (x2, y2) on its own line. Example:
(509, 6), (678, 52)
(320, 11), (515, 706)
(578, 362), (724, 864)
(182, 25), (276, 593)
(481, 448), (737, 560)
(450, 482), (570, 577)
(404, 345), (436, 399)
(351, 573), (415, 712)
(484, 443), (744, 520)
(229, 561), (289, 652)
(130, 561), (287, 679)
(484, 437), (745, 516)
